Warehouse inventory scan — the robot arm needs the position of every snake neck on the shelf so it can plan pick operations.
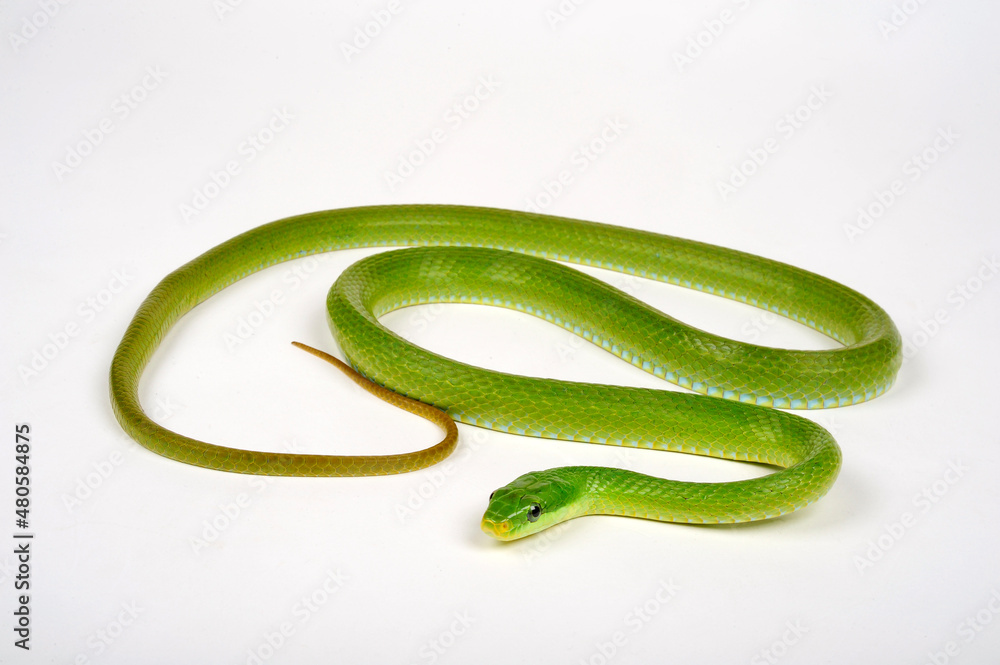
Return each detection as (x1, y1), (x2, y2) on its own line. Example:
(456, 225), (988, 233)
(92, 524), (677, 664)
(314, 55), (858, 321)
(567, 419), (840, 526)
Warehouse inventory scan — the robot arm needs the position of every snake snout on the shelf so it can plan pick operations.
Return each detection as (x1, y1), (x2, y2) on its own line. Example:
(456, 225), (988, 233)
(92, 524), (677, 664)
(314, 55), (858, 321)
(481, 517), (512, 539)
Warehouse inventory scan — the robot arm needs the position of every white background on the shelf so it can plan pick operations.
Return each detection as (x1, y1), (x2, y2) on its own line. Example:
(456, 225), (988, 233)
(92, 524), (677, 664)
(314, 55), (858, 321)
(2, 2), (999, 663)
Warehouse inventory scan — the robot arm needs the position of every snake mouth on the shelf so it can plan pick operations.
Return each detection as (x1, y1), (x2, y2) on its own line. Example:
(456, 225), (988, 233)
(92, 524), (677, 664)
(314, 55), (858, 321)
(481, 517), (513, 540)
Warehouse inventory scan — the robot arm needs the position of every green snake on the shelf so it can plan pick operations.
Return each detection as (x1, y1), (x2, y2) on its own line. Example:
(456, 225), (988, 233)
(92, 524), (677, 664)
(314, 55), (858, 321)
(109, 205), (901, 540)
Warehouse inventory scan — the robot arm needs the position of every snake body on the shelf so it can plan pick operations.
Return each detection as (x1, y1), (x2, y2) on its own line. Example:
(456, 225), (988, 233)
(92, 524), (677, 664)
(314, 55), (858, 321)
(109, 205), (901, 540)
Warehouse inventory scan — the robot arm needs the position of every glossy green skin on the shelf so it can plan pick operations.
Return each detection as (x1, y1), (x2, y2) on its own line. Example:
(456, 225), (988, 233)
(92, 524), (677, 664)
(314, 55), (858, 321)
(109, 205), (901, 540)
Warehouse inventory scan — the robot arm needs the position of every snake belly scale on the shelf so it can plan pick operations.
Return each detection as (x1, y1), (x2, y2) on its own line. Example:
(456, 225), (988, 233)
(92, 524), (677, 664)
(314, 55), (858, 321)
(109, 205), (901, 540)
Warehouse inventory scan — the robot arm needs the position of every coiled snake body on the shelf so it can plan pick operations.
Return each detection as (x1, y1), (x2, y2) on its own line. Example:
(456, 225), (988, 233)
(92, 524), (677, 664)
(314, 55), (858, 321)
(110, 205), (901, 540)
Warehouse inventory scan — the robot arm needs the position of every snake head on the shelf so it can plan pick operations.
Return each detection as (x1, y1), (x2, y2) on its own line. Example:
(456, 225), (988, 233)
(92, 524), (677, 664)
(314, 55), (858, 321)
(481, 468), (587, 541)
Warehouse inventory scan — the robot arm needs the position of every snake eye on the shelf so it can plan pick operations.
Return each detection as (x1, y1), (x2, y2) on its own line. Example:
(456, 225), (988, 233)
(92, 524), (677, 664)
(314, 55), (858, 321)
(489, 491), (495, 501)
(526, 503), (542, 522)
